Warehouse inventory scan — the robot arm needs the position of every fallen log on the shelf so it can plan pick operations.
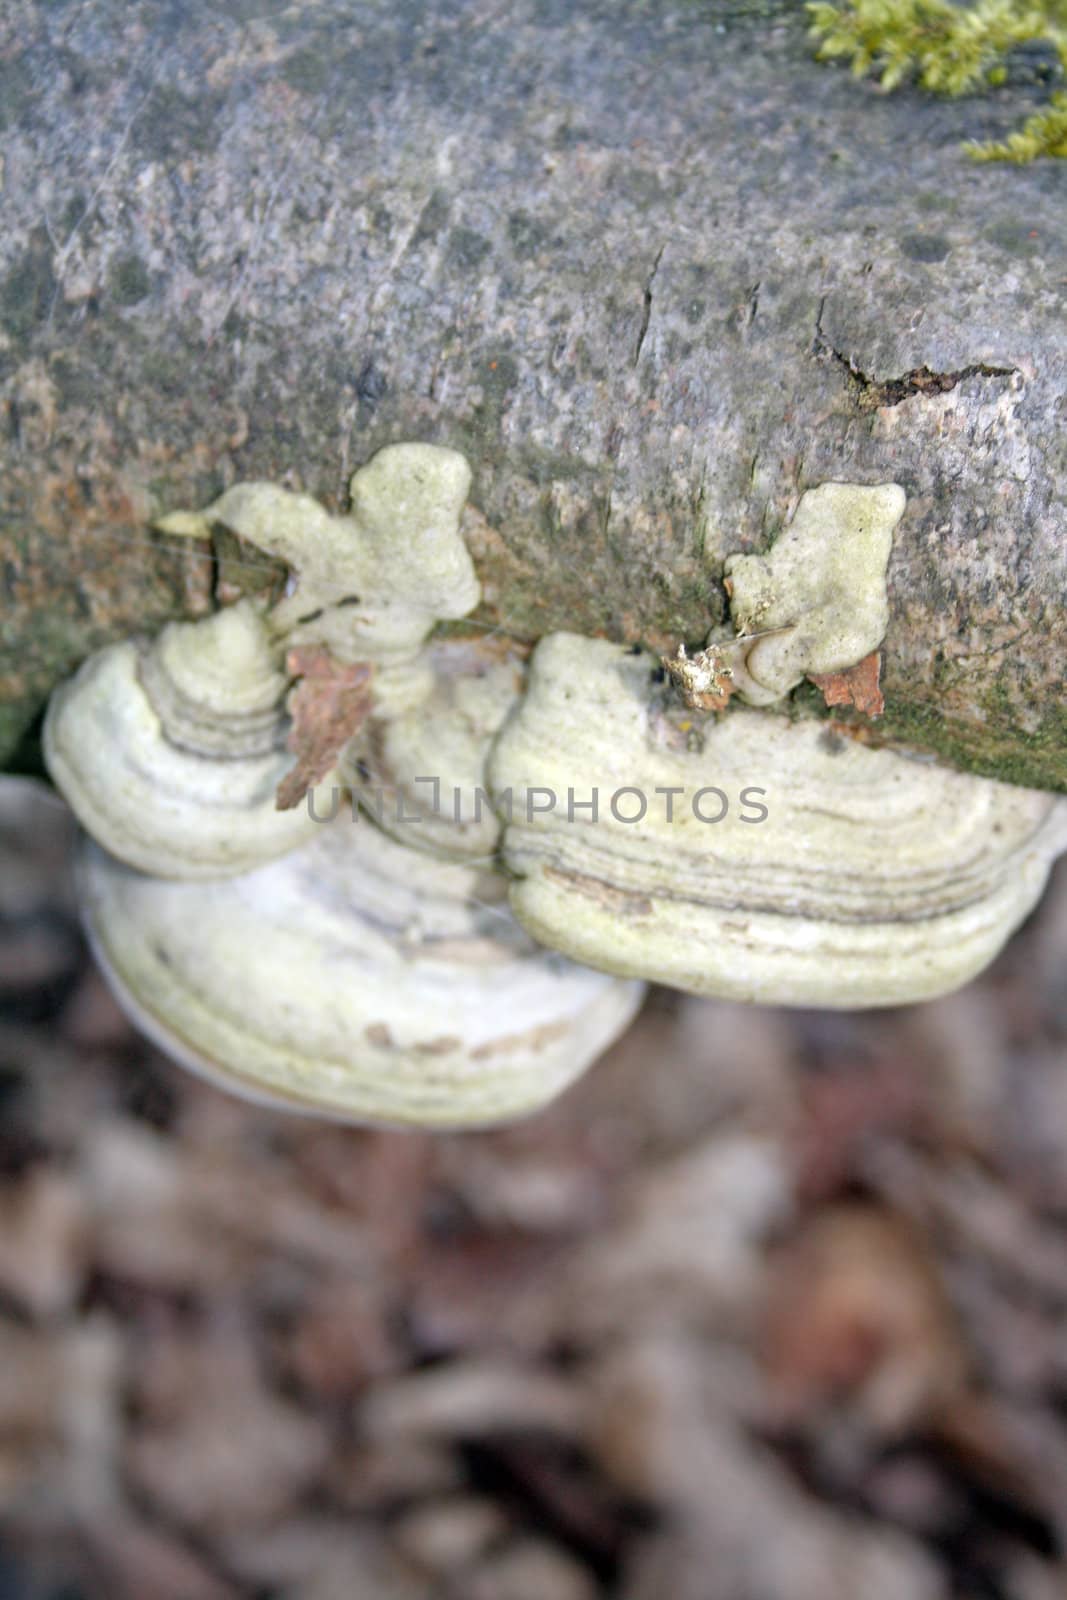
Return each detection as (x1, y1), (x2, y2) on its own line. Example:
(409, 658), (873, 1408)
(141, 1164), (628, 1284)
(1, 0), (1063, 787)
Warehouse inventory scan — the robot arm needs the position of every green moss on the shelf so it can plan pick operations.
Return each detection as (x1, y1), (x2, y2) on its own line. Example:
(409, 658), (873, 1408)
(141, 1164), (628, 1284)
(141, 347), (194, 398)
(0, 707), (46, 779)
(51, 355), (101, 410)
(60, 193), (88, 234)
(411, 189), (451, 247)
(280, 46), (334, 95)
(507, 211), (550, 259)
(142, 84), (223, 161)
(887, 696), (1067, 791)
(807, 0), (1067, 161)
(468, 352), (520, 439)
(899, 230), (951, 261)
(0, 55), (32, 133)
(983, 217), (1043, 255)
(787, 678), (1066, 791)
(968, 89), (1067, 159)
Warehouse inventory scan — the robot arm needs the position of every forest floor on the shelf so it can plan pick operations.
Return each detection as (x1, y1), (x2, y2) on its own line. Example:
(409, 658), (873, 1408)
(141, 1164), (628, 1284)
(1, 777), (1067, 1600)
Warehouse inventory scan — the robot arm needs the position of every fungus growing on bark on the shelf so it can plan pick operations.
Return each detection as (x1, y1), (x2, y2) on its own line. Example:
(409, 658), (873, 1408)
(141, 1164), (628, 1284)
(43, 601), (319, 879)
(157, 443), (479, 714)
(44, 445), (481, 877)
(77, 817), (644, 1127)
(662, 482), (905, 713)
(39, 451), (1067, 1122)
(490, 633), (1067, 1008)
(42, 443), (643, 1126)
(723, 481), (904, 706)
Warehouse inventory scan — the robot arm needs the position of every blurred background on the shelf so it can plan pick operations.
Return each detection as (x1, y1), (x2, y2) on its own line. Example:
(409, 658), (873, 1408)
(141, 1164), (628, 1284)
(1, 772), (1066, 1600)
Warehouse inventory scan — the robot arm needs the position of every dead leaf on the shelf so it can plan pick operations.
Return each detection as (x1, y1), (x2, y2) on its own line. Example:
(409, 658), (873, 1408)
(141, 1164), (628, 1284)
(761, 1204), (966, 1437)
(808, 650), (884, 718)
(276, 647), (374, 810)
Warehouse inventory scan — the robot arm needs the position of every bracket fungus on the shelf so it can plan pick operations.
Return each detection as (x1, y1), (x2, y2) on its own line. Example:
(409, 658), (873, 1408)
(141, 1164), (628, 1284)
(76, 817), (644, 1127)
(342, 638), (528, 861)
(664, 482), (906, 711)
(43, 601), (320, 879)
(44, 445), (481, 878)
(158, 443), (479, 717)
(42, 442), (642, 1126)
(38, 450), (1067, 1125)
(489, 633), (1067, 1009)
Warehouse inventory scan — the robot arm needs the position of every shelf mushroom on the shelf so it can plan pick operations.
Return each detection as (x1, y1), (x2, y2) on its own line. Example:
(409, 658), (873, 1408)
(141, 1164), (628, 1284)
(44, 601), (320, 879)
(76, 816), (644, 1128)
(489, 632), (1067, 1009)
(38, 453), (1067, 1124)
(341, 637), (528, 862)
(42, 440), (644, 1126)
(43, 444), (481, 878)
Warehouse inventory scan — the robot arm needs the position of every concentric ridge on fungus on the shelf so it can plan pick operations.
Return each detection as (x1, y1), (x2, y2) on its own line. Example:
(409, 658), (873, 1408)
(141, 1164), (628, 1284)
(43, 602), (319, 880)
(77, 818), (644, 1128)
(43, 445), (482, 879)
(39, 449), (1067, 1124)
(489, 633), (1067, 1009)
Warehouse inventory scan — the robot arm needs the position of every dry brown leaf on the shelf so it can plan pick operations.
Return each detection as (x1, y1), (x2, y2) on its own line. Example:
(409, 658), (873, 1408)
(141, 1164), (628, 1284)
(276, 646), (374, 811)
(808, 650), (884, 718)
(78, 1515), (241, 1600)
(0, 1169), (87, 1317)
(6, 747), (1067, 1600)
(126, 1333), (329, 1532)
(760, 1204), (967, 1438)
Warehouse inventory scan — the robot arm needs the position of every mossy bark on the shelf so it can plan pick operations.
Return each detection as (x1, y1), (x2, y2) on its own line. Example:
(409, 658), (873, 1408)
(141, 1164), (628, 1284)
(1, 0), (1064, 788)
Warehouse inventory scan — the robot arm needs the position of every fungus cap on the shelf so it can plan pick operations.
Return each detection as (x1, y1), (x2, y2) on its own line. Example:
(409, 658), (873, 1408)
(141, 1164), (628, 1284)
(723, 481), (905, 705)
(76, 814), (645, 1128)
(161, 443), (481, 674)
(43, 602), (319, 880)
(489, 633), (1067, 1008)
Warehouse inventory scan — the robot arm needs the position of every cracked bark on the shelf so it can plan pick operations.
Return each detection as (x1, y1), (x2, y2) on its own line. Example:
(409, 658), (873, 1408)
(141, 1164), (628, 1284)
(1, 0), (1064, 790)
(634, 246), (666, 368)
(813, 302), (1018, 408)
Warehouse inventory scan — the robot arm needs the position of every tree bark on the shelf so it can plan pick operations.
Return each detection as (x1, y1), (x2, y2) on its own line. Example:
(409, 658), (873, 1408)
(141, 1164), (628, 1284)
(1, 0), (1064, 787)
